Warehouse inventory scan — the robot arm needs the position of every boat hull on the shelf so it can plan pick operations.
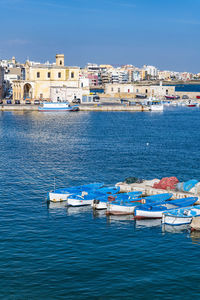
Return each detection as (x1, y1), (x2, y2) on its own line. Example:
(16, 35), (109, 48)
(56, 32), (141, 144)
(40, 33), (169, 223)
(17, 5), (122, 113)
(91, 200), (107, 210)
(67, 198), (93, 207)
(106, 203), (135, 215)
(134, 209), (163, 219)
(38, 106), (79, 111)
(150, 104), (164, 111)
(49, 192), (71, 202)
(162, 214), (193, 225)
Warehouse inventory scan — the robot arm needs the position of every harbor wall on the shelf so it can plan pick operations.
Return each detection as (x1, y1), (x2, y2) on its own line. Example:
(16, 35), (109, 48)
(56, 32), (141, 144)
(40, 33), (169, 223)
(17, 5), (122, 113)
(116, 182), (200, 203)
(0, 104), (149, 112)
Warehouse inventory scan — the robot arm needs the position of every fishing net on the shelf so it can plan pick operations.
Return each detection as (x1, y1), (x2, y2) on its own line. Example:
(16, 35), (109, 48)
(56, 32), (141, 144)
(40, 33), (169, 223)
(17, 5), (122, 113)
(153, 177), (179, 190)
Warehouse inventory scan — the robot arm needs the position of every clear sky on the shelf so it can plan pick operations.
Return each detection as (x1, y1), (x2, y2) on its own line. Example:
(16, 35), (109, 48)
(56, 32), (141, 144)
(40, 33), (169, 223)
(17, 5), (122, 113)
(0, 0), (200, 72)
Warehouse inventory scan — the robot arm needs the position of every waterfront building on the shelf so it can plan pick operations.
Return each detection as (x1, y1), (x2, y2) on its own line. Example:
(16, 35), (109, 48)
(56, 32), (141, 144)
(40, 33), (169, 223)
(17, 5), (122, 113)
(105, 82), (175, 98)
(12, 54), (87, 101)
(105, 83), (134, 95)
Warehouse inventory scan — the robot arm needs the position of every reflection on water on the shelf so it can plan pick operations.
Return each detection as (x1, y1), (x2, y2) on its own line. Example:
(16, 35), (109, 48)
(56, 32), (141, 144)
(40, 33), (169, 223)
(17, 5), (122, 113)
(2, 109), (200, 299)
(162, 224), (189, 233)
(47, 201), (67, 210)
(190, 230), (200, 244)
(92, 209), (106, 219)
(135, 219), (161, 228)
(107, 214), (134, 224)
(66, 206), (91, 216)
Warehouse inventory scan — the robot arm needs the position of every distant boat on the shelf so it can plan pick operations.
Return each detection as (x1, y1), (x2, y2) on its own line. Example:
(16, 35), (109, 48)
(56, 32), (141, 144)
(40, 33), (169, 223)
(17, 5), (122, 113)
(162, 203), (200, 226)
(38, 101), (79, 111)
(165, 95), (180, 100)
(146, 97), (164, 111)
(134, 197), (198, 220)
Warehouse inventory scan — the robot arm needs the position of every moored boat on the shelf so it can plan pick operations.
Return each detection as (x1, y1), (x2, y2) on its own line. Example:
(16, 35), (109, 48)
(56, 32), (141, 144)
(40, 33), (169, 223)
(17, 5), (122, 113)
(92, 191), (142, 210)
(38, 100), (79, 111)
(106, 199), (142, 215)
(67, 186), (120, 207)
(48, 182), (104, 202)
(145, 97), (164, 111)
(162, 203), (200, 226)
(134, 197), (198, 220)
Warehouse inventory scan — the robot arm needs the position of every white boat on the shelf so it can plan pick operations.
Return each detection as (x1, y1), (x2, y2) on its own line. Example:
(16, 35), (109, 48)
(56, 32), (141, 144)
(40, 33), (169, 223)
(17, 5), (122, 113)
(162, 205), (200, 226)
(38, 100), (79, 111)
(92, 199), (108, 210)
(106, 198), (142, 215)
(134, 197), (198, 220)
(106, 202), (137, 215)
(91, 191), (142, 210)
(146, 97), (164, 111)
(67, 193), (93, 207)
(48, 183), (104, 202)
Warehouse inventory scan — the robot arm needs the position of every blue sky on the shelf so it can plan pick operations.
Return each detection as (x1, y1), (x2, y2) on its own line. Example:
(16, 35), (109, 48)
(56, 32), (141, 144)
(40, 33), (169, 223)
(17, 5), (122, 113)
(0, 0), (200, 72)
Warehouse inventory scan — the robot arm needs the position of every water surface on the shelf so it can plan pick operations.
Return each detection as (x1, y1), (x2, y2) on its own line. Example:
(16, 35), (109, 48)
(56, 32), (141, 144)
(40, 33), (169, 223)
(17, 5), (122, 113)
(0, 107), (200, 299)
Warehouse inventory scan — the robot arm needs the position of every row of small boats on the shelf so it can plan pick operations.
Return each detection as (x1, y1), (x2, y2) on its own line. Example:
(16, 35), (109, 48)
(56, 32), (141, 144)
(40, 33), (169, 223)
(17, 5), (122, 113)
(48, 183), (200, 229)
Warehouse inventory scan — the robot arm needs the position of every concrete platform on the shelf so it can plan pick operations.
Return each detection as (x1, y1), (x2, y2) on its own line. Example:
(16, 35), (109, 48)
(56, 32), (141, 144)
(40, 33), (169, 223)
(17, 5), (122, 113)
(116, 182), (200, 203)
(79, 104), (149, 111)
(0, 105), (38, 111)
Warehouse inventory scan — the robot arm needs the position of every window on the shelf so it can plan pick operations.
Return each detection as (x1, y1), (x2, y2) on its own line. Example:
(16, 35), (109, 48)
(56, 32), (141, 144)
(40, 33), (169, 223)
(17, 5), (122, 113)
(111, 88), (113, 92)
(60, 60), (62, 65)
(118, 88), (120, 93)
(81, 83), (83, 88)
(37, 72), (40, 78)
(71, 72), (74, 79)
(166, 89), (168, 95)
(58, 72), (61, 78)
(145, 89), (148, 93)
(47, 72), (50, 78)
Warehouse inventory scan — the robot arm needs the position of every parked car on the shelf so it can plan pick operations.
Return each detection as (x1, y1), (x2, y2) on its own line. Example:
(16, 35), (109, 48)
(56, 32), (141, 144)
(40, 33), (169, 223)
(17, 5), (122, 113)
(182, 95), (189, 99)
(25, 100), (31, 105)
(72, 98), (80, 104)
(15, 100), (20, 104)
(93, 95), (100, 102)
(7, 100), (12, 104)
(34, 100), (40, 105)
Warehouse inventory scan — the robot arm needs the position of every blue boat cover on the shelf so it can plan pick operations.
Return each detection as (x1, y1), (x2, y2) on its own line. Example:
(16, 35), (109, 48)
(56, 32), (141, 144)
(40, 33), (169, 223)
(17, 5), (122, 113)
(183, 180), (198, 192)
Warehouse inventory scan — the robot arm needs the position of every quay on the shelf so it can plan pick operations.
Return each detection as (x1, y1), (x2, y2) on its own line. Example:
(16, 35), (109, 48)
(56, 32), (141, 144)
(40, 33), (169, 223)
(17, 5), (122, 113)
(0, 104), (149, 112)
(116, 182), (200, 203)
(0, 104), (38, 111)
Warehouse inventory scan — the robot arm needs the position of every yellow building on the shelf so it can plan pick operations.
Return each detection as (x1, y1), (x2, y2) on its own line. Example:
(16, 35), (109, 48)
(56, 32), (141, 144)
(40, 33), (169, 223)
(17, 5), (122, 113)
(13, 54), (81, 101)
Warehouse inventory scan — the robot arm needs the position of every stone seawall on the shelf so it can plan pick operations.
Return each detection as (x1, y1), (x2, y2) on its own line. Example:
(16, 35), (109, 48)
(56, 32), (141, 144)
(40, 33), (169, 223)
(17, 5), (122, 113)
(0, 104), (149, 112)
(79, 105), (149, 111)
(0, 105), (38, 111)
(0, 104), (38, 111)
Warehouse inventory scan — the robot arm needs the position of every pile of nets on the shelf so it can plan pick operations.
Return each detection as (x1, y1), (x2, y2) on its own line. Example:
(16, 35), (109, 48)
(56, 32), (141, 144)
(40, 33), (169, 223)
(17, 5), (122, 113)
(153, 177), (179, 190)
(124, 177), (143, 184)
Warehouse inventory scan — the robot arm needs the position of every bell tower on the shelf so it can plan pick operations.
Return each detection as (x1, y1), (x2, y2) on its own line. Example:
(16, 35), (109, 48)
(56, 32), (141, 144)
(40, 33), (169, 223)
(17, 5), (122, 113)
(56, 54), (64, 66)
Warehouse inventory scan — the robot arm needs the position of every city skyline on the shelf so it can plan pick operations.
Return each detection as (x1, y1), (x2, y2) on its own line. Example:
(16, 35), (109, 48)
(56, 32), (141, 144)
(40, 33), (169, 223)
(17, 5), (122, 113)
(0, 0), (200, 73)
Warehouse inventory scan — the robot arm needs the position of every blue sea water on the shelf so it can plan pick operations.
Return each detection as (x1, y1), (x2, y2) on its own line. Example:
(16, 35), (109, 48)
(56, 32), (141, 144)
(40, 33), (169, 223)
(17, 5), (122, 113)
(1, 107), (200, 299)
(175, 84), (200, 92)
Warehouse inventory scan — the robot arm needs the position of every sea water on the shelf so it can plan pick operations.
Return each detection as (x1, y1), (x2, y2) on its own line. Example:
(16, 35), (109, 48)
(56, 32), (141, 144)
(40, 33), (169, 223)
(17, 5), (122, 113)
(0, 107), (200, 299)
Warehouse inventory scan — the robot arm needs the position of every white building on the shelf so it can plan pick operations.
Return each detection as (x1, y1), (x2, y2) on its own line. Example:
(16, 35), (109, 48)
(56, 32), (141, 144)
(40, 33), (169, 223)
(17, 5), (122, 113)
(144, 65), (158, 79)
